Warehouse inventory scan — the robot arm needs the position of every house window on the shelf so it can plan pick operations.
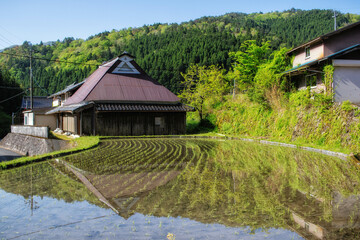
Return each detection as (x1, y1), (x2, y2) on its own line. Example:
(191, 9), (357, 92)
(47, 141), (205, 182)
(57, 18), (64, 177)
(305, 46), (310, 59)
(155, 117), (164, 127)
(305, 74), (317, 87)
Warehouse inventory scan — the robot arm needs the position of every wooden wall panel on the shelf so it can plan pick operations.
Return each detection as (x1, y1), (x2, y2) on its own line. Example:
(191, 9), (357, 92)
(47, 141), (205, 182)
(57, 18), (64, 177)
(92, 112), (186, 136)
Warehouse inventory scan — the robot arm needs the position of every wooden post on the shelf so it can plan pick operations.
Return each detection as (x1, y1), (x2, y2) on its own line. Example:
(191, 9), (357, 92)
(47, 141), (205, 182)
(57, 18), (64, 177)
(92, 106), (96, 135)
(80, 112), (83, 136)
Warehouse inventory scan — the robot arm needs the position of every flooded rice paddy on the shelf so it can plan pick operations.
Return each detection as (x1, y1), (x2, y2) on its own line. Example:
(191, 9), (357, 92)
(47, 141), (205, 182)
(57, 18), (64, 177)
(1, 138), (360, 239)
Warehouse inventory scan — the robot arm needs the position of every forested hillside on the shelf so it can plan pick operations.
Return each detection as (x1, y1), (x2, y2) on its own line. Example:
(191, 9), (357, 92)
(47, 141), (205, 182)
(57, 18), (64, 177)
(0, 68), (22, 137)
(0, 9), (359, 96)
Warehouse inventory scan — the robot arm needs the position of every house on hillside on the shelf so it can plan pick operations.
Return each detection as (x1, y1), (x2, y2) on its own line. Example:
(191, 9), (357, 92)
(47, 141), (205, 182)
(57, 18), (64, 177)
(21, 96), (56, 130)
(49, 81), (85, 107)
(284, 21), (360, 104)
(46, 52), (192, 136)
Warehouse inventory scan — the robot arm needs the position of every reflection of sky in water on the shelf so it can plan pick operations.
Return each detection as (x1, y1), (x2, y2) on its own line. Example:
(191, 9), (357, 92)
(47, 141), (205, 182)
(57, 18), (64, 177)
(0, 190), (302, 240)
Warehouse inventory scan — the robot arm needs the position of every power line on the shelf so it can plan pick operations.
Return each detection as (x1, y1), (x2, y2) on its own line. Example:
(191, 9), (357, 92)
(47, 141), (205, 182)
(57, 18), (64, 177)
(0, 90), (25, 104)
(0, 33), (16, 47)
(33, 77), (49, 95)
(0, 51), (101, 66)
(0, 25), (23, 43)
(0, 86), (23, 89)
(0, 51), (185, 72)
(0, 41), (8, 49)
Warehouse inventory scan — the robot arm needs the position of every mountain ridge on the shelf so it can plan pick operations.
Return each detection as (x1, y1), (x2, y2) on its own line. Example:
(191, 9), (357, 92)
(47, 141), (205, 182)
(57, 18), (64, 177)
(0, 9), (359, 96)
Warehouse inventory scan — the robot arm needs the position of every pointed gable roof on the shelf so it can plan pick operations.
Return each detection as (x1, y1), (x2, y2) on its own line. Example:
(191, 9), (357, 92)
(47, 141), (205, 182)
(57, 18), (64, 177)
(64, 53), (180, 106)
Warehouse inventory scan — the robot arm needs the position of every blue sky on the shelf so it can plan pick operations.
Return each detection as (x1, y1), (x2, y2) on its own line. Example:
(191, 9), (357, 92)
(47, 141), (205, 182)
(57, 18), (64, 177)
(0, 0), (359, 49)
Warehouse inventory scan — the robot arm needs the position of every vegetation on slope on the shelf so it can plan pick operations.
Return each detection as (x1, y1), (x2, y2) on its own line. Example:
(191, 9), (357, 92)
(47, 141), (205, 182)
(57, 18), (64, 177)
(181, 39), (360, 154)
(0, 9), (359, 154)
(0, 68), (22, 138)
(0, 9), (358, 96)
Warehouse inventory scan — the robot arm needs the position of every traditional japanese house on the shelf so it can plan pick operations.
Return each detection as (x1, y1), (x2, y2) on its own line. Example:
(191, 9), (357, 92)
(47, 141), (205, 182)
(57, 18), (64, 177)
(47, 52), (191, 136)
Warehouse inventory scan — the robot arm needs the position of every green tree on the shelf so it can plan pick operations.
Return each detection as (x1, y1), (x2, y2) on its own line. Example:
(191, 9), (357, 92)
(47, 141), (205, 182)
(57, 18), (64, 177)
(179, 65), (227, 120)
(229, 40), (271, 90)
(254, 47), (291, 90)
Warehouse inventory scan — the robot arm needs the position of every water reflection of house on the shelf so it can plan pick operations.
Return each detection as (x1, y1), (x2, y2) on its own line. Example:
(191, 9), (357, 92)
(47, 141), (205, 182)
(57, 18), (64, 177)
(56, 159), (180, 218)
(46, 52), (192, 136)
(286, 190), (360, 239)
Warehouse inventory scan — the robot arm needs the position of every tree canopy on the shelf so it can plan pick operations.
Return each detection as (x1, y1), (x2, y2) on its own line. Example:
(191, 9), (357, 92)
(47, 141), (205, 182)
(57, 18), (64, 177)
(0, 9), (357, 96)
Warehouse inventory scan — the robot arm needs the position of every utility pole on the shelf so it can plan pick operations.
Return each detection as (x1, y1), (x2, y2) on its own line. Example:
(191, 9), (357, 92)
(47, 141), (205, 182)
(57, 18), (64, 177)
(333, 10), (338, 31)
(29, 45), (33, 110)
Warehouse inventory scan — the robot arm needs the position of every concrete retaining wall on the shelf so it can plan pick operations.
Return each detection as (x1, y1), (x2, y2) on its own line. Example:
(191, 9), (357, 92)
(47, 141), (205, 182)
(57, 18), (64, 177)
(0, 133), (69, 156)
(11, 125), (49, 138)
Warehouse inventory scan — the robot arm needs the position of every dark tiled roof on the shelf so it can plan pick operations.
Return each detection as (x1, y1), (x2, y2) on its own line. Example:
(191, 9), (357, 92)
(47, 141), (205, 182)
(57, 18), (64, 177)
(21, 96), (52, 109)
(96, 103), (194, 112)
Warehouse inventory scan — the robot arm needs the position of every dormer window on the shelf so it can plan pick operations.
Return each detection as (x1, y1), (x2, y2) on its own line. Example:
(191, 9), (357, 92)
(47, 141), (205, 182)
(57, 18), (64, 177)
(305, 46), (310, 59)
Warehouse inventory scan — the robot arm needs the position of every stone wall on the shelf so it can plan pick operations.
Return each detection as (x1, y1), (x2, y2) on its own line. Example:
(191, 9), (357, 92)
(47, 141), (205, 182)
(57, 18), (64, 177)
(0, 133), (69, 156)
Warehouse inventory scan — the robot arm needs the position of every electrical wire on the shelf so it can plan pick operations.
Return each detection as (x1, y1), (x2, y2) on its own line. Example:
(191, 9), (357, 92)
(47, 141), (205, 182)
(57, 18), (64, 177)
(0, 51), (184, 71)
(0, 24), (23, 43)
(0, 86), (23, 89)
(0, 51), (101, 66)
(0, 90), (26, 104)
(0, 33), (15, 47)
(33, 78), (49, 95)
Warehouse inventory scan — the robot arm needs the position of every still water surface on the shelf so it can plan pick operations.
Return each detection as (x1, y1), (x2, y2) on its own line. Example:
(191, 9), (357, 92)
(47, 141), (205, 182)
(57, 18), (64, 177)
(0, 138), (360, 239)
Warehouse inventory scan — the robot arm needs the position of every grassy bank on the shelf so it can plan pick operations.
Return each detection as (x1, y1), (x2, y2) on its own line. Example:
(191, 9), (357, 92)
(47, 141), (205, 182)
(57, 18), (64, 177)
(189, 91), (360, 154)
(0, 136), (100, 170)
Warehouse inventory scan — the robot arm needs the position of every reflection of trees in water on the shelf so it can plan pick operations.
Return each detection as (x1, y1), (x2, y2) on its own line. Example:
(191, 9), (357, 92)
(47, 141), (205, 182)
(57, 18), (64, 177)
(0, 161), (102, 206)
(212, 140), (360, 239)
(1, 138), (360, 238)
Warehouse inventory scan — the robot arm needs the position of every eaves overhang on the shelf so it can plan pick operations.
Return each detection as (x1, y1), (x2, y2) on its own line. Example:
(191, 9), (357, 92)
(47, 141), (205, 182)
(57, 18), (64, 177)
(281, 59), (319, 75)
(283, 44), (360, 76)
(45, 101), (94, 115)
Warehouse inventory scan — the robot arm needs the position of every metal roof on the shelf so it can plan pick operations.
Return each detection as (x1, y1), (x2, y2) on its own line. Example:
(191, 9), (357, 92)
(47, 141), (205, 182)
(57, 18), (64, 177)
(21, 96), (52, 109)
(96, 103), (194, 112)
(64, 54), (180, 106)
(46, 102), (93, 114)
(319, 44), (360, 62)
(282, 59), (319, 75)
(49, 80), (85, 98)
(283, 44), (360, 75)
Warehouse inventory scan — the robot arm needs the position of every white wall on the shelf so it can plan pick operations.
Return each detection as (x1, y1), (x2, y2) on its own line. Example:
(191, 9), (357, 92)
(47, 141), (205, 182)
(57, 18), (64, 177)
(24, 112), (34, 125)
(11, 125), (49, 138)
(333, 60), (360, 104)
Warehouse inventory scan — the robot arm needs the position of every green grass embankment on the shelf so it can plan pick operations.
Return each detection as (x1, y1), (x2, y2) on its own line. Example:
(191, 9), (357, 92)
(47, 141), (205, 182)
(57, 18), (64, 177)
(0, 136), (100, 170)
(189, 92), (360, 155)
